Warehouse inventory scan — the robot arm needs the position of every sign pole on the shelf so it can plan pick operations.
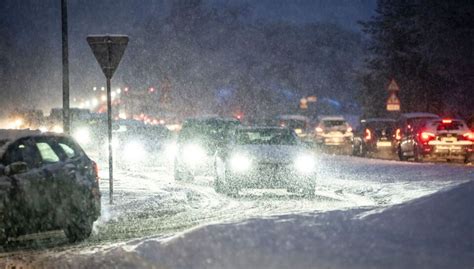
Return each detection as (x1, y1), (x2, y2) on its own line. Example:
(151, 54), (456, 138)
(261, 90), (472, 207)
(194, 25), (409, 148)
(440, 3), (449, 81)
(106, 77), (113, 204)
(87, 35), (128, 205)
(61, 0), (70, 134)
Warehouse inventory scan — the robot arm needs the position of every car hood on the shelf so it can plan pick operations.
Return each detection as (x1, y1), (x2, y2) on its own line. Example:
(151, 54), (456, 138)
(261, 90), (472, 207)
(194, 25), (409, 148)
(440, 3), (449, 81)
(230, 144), (310, 163)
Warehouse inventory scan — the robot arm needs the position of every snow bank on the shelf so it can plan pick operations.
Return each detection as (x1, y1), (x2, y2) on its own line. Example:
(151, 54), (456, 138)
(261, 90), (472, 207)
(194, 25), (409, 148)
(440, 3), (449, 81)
(43, 180), (474, 269)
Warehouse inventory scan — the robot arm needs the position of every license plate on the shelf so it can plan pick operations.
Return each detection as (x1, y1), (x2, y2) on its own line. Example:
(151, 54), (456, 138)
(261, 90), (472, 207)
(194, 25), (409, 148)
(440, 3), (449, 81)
(376, 141), (392, 147)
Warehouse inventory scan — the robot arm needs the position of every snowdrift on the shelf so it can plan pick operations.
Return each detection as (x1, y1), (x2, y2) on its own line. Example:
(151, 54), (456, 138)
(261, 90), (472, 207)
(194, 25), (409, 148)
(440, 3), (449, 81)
(46, 180), (474, 269)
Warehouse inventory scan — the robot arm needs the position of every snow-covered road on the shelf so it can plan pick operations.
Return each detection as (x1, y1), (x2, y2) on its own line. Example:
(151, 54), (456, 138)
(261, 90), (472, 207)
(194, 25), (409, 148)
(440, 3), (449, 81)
(0, 153), (472, 268)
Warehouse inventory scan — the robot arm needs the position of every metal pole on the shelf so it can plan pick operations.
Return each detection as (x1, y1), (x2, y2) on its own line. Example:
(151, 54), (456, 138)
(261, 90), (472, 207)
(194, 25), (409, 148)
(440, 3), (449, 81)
(61, 0), (70, 134)
(107, 77), (114, 204)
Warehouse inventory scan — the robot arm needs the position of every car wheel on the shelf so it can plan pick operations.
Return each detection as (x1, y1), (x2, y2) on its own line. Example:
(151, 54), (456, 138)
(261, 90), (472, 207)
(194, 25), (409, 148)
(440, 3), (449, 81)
(351, 143), (360, 156)
(413, 146), (424, 162)
(64, 216), (93, 243)
(398, 146), (408, 161)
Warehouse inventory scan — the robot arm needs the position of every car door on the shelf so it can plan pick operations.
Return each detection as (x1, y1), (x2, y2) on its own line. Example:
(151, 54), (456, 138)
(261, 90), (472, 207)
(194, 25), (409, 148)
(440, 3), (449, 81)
(1, 137), (51, 232)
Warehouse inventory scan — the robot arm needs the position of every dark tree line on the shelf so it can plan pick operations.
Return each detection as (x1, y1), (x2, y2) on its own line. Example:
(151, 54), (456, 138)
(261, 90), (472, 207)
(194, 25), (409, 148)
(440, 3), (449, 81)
(360, 0), (474, 119)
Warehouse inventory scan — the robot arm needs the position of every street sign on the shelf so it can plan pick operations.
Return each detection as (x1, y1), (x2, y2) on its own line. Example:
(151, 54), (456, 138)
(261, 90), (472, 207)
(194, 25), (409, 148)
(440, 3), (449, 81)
(386, 91), (401, 111)
(387, 79), (400, 92)
(87, 35), (129, 79)
(87, 35), (128, 205)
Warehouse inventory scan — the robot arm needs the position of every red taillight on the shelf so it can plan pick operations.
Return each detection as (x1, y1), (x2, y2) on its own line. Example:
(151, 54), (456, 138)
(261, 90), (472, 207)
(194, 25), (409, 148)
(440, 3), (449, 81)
(92, 161), (99, 181)
(364, 128), (372, 140)
(462, 132), (474, 141)
(442, 119), (452, 124)
(419, 132), (436, 143)
(315, 127), (323, 133)
(395, 128), (402, 140)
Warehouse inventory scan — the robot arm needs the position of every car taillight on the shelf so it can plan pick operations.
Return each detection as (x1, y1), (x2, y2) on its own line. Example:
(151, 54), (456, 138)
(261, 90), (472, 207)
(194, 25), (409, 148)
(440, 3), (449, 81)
(347, 126), (352, 133)
(419, 132), (436, 143)
(442, 119), (452, 124)
(462, 132), (474, 141)
(315, 127), (323, 133)
(92, 161), (99, 181)
(364, 128), (372, 140)
(395, 128), (402, 140)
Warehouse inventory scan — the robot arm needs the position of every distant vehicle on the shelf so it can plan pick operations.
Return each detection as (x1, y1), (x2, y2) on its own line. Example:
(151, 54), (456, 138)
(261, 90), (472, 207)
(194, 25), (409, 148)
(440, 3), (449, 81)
(0, 130), (101, 244)
(352, 118), (396, 157)
(314, 116), (353, 146)
(113, 123), (174, 164)
(174, 116), (241, 181)
(397, 118), (473, 162)
(393, 112), (440, 161)
(214, 127), (316, 196)
(277, 115), (311, 139)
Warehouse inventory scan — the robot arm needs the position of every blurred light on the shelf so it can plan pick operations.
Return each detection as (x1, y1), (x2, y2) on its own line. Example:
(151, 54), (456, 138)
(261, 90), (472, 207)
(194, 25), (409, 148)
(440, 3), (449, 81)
(92, 98), (99, 107)
(183, 144), (206, 166)
(124, 87), (129, 92)
(85, 100), (91, 107)
(101, 95), (107, 102)
(123, 141), (146, 163)
(93, 87), (97, 91)
(164, 142), (178, 161)
(73, 127), (91, 145)
(294, 154), (315, 174)
(442, 119), (452, 124)
(52, 125), (64, 133)
(116, 88), (121, 94)
(111, 92), (116, 98)
(118, 112), (127, 119)
(159, 119), (165, 125)
(149, 87), (155, 93)
(229, 153), (252, 172)
(315, 127), (323, 133)
(101, 87), (105, 91)
(294, 128), (302, 134)
(38, 126), (48, 133)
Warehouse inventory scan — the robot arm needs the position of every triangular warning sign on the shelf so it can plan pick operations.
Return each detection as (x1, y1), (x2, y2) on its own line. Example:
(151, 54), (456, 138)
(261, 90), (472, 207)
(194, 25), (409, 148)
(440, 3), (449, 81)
(387, 79), (400, 92)
(87, 35), (129, 79)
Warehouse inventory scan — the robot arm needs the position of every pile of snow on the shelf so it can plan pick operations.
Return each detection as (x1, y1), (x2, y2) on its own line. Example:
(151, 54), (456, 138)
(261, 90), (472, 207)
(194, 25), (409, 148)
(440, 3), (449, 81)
(32, 180), (474, 268)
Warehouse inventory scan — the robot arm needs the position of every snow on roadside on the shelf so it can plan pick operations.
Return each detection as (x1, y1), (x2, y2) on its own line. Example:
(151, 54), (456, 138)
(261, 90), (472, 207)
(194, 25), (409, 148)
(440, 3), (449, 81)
(37, 179), (474, 269)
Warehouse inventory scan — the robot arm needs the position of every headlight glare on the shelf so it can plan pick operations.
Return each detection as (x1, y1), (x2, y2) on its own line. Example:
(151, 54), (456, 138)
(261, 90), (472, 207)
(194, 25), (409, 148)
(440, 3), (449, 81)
(182, 144), (206, 166)
(229, 153), (252, 172)
(294, 154), (315, 174)
(123, 141), (146, 162)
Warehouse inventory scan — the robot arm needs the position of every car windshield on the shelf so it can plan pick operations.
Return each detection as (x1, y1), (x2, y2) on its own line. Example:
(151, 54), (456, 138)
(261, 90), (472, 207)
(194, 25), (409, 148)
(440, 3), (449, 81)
(323, 120), (346, 127)
(235, 129), (298, 145)
(1, 1), (473, 268)
(433, 120), (466, 131)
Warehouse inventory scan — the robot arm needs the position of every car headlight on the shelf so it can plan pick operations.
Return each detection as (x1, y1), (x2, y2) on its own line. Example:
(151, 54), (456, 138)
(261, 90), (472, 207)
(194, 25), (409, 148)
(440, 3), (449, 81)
(73, 127), (91, 145)
(229, 153), (252, 173)
(182, 144), (207, 166)
(164, 142), (178, 161)
(294, 154), (316, 174)
(123, 141), (146, 162)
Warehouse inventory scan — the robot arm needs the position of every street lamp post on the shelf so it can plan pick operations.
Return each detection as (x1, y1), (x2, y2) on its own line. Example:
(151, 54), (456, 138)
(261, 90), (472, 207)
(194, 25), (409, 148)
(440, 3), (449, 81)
(61, 0), (70, 134)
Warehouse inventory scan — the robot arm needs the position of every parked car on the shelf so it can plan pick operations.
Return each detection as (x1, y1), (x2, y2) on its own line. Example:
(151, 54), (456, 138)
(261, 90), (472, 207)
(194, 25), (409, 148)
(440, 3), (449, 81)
(174, 116), (240, 181)
(314, 116), (353, 146)
(397, 118), (473, 162)
(352, 118), (396, 157)
(0, 129), (101, 244)
(393, 112), (440, 161)
(214, 126), (316, 196)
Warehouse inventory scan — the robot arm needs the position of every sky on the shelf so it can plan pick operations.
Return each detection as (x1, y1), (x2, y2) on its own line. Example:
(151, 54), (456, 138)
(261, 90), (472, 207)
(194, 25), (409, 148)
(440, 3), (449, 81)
(0, 0), (376, 114)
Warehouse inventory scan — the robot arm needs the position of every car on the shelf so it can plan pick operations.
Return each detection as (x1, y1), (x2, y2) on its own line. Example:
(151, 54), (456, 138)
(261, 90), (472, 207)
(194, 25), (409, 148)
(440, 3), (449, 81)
(397, 118), (474, 162)
(174, 116), (240, 181)
(352, 118), (396, 157)
(393, 112), (441, 161)
(276, 115), (312, 140)
(112, 123), (174, 165)
(0, 129), (101, 245)
(314, 116), (353, 147)
(214, 126), (316, 196)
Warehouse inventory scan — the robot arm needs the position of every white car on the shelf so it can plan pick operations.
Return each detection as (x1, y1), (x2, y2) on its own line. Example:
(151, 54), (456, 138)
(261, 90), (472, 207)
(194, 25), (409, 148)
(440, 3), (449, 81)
(214, 127), (317, 196)
(314, 116), (353, 146)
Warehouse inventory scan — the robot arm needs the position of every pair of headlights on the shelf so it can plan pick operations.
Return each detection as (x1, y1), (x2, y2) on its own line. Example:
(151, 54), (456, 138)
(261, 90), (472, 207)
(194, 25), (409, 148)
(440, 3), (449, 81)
(229, 153), (316, 174)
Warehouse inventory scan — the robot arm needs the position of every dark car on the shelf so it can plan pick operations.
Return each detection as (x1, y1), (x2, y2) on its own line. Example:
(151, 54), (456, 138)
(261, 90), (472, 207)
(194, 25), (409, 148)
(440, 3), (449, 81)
(0, 130), (101, 245)
(352, 118), (396, 157)
(174, 117), (240, 181)
(393, 112), (440, 161)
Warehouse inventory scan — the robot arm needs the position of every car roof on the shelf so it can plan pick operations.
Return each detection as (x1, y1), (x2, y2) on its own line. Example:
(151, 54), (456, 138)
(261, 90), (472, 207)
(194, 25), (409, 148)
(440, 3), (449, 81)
(400, 112), (440, 119)
(0, 129), (70, 157)
(318, 116), (346, 121)
(237, 126), (289, 131)
(183, 116), (239, 123)
(277, 115), (310, 121)
(361, 118), (396, 123)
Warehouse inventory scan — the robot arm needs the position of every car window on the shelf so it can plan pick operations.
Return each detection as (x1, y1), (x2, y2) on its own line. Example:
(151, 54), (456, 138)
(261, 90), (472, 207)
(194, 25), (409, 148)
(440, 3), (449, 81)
(236, 129), (297, 145)
(2, 138), (42, 168)
(36, 142), (60, 163)
(323, 120), (346, 127)
(59, 143), (76, 158)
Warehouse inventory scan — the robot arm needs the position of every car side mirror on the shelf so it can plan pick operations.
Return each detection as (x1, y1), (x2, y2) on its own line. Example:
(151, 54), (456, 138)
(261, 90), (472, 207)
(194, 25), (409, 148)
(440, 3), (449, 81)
(5, 162), (28, 176)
